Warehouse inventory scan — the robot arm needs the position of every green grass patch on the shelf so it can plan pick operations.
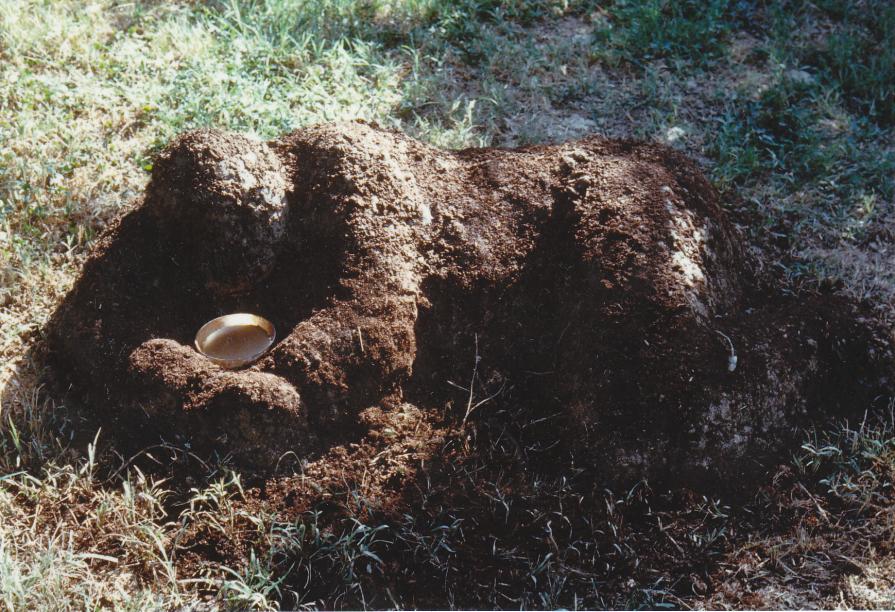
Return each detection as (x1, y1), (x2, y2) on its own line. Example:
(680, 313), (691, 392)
(806, 0), (895, 125)
(593, 0), (754, 66)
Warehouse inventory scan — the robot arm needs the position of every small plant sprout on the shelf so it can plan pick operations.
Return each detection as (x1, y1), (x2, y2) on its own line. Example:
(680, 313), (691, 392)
(716, 330), (738, 372)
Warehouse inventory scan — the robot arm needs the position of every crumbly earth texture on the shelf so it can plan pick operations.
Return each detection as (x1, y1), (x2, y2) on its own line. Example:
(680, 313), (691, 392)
(46, 120), (893, 491)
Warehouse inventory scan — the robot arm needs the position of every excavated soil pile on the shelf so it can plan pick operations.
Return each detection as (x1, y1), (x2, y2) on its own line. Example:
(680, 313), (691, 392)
(46, 120), (893, 486)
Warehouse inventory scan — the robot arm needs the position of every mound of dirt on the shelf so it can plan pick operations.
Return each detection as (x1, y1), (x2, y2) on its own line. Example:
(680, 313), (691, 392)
(45, 120), (893, 487)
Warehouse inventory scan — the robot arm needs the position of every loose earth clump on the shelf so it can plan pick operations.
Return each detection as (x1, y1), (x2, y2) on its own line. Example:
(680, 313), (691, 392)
(46, 120), (893, 491)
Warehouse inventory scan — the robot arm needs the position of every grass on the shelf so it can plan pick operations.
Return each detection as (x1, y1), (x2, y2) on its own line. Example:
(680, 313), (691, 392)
(592, 0), (749, 66)
(2, 0), (895, 608)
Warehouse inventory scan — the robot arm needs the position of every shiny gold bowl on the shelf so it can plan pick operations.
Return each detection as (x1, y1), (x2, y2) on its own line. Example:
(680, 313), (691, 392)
(195, 313), (276, 369)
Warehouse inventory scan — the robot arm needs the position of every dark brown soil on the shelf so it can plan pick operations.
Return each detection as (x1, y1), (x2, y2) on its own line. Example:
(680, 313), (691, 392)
(46, 120), (893, 493)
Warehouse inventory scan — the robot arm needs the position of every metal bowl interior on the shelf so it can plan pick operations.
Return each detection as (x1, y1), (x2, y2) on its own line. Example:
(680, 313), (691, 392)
(194, 313), (276, 369)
